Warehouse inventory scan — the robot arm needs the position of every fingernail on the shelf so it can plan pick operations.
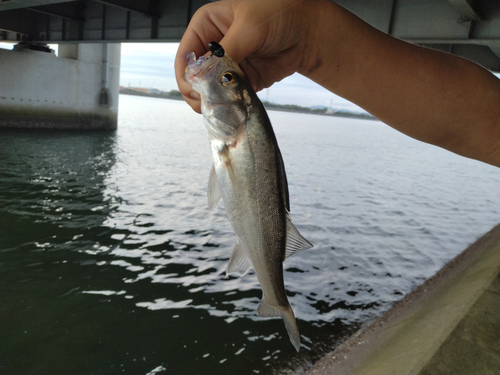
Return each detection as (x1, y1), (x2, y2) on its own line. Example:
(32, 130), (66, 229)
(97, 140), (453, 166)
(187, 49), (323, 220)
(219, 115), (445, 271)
(190, 91), (200, 100)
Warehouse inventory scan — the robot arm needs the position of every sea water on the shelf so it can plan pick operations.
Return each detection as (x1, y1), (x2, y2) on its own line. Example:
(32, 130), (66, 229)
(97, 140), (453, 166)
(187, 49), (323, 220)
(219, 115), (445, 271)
(1, 94), (499, 374)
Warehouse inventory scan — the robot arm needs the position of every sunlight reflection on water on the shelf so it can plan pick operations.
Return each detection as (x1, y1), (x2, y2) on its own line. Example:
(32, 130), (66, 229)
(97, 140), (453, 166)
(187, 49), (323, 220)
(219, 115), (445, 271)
(1, 95), (499, 374)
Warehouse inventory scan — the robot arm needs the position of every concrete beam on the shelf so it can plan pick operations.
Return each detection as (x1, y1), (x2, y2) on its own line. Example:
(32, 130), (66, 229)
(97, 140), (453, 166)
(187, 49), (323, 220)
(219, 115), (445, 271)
(0, 9), (39, 35)
(0, 0), (77, 12)
(27, 2), (85, 22)
(448, 0), (482, 21)
(93, 0), (160, 18)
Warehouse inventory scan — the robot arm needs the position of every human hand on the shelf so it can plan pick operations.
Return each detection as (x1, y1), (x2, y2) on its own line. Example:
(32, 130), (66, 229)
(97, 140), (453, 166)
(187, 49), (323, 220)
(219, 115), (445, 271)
(174, 0), (322, 113)
(175, 0), (500, 167)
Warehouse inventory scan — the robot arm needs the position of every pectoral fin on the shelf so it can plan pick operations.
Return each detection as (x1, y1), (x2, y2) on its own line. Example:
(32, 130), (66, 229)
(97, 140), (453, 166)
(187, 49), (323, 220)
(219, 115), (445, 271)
(285, 213), (313, 259)
(226, 239), (252, 277)
(207, 164), (222, 209)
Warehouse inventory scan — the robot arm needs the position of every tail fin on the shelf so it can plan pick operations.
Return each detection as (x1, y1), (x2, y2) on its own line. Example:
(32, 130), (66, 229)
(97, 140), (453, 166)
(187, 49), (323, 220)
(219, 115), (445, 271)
(258, 299), (300, 352)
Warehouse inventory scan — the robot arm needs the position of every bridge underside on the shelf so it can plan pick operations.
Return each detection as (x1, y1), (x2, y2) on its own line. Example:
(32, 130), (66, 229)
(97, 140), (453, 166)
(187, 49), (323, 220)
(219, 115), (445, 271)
(0, 0), (499, 130)
(1, 0), (499, 72)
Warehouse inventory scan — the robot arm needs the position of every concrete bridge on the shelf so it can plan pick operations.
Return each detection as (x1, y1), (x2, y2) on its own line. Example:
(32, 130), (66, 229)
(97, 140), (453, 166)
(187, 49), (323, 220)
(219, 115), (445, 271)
(1, 0), (499, 129)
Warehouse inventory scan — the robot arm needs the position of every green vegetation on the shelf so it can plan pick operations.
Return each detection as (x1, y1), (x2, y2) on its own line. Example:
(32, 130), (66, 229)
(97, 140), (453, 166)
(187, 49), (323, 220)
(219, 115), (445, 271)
(119, 87), (184, 100)
(167, 89), (182, 97)
(261, 101), (326, 114)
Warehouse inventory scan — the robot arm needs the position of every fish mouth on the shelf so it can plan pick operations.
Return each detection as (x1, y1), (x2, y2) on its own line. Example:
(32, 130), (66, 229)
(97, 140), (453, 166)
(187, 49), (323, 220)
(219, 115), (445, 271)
(197, 59), (218, 81)
(186, 53), (220, 84)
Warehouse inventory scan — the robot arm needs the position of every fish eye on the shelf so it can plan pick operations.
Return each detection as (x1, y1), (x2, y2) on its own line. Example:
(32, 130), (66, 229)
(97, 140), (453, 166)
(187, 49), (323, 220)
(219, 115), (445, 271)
(220, 71), (238, 86)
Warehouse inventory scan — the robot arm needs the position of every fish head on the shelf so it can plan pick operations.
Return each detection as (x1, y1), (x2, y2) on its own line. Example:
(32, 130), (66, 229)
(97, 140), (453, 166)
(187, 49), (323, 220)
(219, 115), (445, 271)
(184, 50), (249, 143)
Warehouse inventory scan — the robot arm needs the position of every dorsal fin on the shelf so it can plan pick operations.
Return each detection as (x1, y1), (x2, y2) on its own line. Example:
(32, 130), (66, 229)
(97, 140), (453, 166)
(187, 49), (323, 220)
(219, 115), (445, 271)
(276, 147), (290, 211)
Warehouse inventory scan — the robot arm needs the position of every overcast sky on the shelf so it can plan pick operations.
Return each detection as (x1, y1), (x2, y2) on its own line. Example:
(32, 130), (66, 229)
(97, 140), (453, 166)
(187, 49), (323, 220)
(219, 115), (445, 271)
(120, 43), (363, 111)
(3, 41), (500, 111)
(1, 41), (362, 111)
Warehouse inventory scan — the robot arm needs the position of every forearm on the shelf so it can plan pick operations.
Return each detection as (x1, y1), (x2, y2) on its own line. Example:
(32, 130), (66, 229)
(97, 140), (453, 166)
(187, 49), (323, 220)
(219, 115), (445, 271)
(301, 1), (500, 167)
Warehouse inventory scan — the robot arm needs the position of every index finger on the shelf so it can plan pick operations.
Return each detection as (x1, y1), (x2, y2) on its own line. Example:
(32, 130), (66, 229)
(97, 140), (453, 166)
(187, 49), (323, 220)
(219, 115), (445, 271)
(174, 4), (233, 112)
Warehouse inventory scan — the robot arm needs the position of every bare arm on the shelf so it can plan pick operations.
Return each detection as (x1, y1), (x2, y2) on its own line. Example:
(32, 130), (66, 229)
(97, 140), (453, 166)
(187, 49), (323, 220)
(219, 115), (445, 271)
(301, 1), (500, 167)
(175, 0), (500, 167)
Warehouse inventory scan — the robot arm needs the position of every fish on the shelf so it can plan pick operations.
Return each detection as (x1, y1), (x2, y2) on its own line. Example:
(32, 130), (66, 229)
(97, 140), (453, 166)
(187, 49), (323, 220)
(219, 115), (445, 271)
(184, 42), (312, 352)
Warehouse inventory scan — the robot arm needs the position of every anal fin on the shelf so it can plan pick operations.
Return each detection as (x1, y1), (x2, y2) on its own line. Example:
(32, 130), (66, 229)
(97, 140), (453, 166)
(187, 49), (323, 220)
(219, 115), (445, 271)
(285, 213), (313, 260)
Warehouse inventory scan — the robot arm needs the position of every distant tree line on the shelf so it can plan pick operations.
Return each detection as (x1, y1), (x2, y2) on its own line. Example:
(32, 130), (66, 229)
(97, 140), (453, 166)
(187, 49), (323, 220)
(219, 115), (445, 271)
(167, 89), (183, 97)
(262, 101), (327, 114)
(120, 88), (183, 100)
(261, 101), (376, 120)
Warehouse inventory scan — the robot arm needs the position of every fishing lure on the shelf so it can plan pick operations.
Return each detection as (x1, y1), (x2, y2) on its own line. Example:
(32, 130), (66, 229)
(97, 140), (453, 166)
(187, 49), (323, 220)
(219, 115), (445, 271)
(208, 41), (224, 57)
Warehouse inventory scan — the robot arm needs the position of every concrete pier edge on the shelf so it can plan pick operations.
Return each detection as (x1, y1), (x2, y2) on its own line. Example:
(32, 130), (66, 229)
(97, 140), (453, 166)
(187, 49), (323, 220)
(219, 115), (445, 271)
(306, 223), (500, 375)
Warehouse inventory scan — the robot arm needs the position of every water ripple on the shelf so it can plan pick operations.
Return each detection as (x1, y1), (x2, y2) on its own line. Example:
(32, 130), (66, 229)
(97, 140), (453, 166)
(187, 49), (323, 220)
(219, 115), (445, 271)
(1, 97), (499, 375)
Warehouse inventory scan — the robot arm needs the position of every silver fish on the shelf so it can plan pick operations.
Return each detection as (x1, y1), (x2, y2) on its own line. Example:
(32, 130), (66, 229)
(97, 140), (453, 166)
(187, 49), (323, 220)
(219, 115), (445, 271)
(185, 45), (312, 351)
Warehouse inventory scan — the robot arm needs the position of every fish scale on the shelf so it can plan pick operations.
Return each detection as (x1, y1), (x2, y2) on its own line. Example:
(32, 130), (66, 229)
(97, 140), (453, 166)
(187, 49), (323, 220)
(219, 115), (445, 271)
(184, 44), (313, 351)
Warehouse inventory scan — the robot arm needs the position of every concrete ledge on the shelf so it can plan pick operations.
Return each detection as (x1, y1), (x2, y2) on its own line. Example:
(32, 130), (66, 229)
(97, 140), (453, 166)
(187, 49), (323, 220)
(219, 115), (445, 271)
(420, 271), (500, 375)
(0, 105), (117, 130)
(306, 224), (500, 375)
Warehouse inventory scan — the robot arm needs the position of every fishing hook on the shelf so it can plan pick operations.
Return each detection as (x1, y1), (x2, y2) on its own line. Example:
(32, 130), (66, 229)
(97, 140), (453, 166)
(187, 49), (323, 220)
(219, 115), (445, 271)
(194, 41), (225, 76)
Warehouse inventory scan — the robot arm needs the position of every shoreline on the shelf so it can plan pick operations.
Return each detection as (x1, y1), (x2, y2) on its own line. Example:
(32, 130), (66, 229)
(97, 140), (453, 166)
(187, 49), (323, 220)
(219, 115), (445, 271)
(118, 91), (378, 121)
(305, 223), (500, 375)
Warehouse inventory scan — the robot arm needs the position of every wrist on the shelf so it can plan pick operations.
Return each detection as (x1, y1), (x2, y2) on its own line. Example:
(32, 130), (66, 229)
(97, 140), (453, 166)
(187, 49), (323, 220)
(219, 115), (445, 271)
(298, 1), (344, 84)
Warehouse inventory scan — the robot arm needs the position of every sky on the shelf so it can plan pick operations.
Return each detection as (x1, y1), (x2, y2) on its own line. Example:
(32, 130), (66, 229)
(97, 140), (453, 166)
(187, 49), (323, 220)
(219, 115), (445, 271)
(5, 41), (499, 112)
(119, 43), (363, 111)
(1, 41), (363, 112)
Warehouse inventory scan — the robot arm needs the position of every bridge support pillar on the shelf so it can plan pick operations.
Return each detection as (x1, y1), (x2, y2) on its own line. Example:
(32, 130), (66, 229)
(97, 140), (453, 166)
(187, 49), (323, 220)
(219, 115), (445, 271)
(0, 43), (121, 130)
